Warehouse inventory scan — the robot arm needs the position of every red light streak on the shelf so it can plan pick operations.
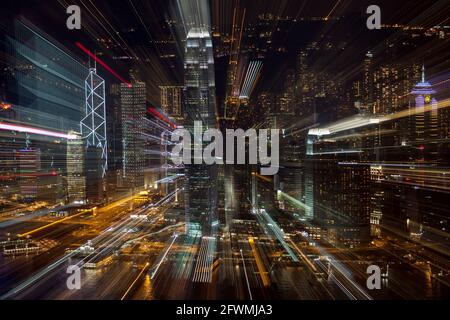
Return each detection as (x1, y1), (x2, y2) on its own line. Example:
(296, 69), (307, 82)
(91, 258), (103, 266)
(75, 42), (132, 87)
(147, 108), (176, 129)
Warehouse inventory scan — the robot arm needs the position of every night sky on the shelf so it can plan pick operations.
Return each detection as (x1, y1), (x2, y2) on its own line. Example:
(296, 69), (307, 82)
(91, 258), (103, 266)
(1, 0), (448, 107)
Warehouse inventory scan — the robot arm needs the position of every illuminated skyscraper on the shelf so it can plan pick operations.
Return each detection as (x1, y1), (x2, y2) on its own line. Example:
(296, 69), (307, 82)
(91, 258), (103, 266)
(373, 62), (421, 115)
(66, 132), (85, 204)
(159, 86), (183, 121)
(17, 148), (40, 202)
(362, 51), (374, 112)
(410, 65), (438, 160)
(81, 68), (107, 178)
(85, 146), (103, 204)
(184, 27), (218, 237)
(313, 161), (371, 248)
(120, 82), (146, 189)
(6, 20), (86, 132)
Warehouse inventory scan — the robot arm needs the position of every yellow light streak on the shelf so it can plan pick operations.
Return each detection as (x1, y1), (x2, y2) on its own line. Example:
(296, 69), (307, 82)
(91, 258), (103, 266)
(248, 237), (270, 287)
(19, 209), (92, 237)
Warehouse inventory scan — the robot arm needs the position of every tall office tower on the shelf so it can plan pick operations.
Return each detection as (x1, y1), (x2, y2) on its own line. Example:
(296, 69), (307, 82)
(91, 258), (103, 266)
(372, 63), (421, 115)
(108, 84), (123, 173)
(295, 50), (317, 133)
(267, 109), (301, 212)
(297, 49), (318, 93)
(0, 128), (19, 199)
(81, 68), (108, 178)
(277, 132), (303, 215)
(304, 157), (315, 222)
(370, 166), (384, 238)
(158, 85), (182, 196)
(183, 27), (218, 238)
(85, 146), (103, 204)
(66, 132), (85, 204)
(17, 148), (41, 202)
(222, 7), (246, 122)
(362, 51), (374, 113)
(256, 91), (274, 123)
(160, 86), (183, 121)
(410, 65), (439, 161)
(313, 160), (371, 248)
(6, 20), (86, 133)
(105, 84), (124, 200)
(279, 69), (296, 115)
(120, 82), (146, 190)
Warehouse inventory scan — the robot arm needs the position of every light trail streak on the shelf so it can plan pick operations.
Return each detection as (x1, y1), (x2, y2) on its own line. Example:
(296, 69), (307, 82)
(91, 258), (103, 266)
(18, 209), (92, 237)
(329, 129), (396, 141)
(253, 208), (299, 262)
(0, 122), (78, 140)
(123, 222), (185, 247)
(239, 61), (263, 98)
(239, 61), (257, 98)
(141, 132), (170, 143)
(308, 98), (450, 139)
(252, 172), (272, 183)
(18, 19), (87, 69)
(382, 98), (450, 122)
(338, 162), (439, 168)
(309, 117), (381, 137)
(148, 107), (177, 129)
(79, 193), (176, 268)
(277, 190), (311, 212)
(288, 238), (318, 272)
(0, 204), (79, 229)
(192, 236), (216, 283)
(121, 262), (150, 300)
(81, 217), (143, 267)
(248, 237), (270, 287)
(380, 179), (450, 192)
(325, 0), (341, 20)
(310, 150), (363, 155)
(309, 242), (373, 300)
(148, 188), (180, 208)
(75, 42), (131, 87)
(156, 174), (185, 184)
(2, 193), (161, 298)
(240, 249), (253, 300)
(143, 117), (174, 133)
(0, 250), (79, 299)
(151, 234), (178, 279)
(97, 193), (141, 213)
(285, 211), (374, 300)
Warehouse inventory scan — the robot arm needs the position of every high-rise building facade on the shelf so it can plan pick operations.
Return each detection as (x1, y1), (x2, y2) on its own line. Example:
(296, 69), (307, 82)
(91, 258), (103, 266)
(17, 148), (40, 202)
(6, 20), (86, 133)
(81, 68), (108, 177)
(159, 86), (183, 121)
(313, 160), (371, 248)
(120, 82), (146, 189)
(183, 27), (218, 237)
(66, 132), (85, 204)
(410, 66), (439, 161)
(85, 146), (102, 204)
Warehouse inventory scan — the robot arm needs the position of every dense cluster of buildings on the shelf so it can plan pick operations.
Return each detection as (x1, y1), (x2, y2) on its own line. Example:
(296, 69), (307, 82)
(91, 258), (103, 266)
(0, 13), (448, 252)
